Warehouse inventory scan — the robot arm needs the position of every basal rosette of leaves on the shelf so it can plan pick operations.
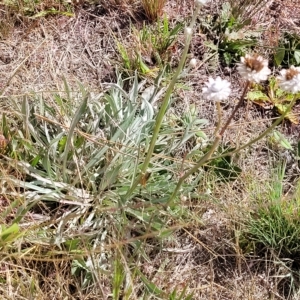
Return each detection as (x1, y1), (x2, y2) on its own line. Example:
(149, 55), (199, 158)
(0, 72), (208, 294)
(1, 71), (208, 235)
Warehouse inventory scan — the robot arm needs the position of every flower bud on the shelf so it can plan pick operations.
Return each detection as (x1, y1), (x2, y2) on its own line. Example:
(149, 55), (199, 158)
(189, 58), (197, 68)
(184, 27), (192, 38)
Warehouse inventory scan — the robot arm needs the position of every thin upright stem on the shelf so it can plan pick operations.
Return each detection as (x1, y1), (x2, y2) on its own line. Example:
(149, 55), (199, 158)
(208, 95), (297, 162)
(167, 81), (251, 206)
(213, 101), (222, 136)
(124, 4), (202, 200)
(167, 135), (221, 207)
(219, 81), (250, 136)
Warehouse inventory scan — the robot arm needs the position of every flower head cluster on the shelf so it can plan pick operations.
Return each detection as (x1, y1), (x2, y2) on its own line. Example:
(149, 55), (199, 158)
(237, 54), (271, 83)
(202, 76), (231, 102)
(277, 66), (300, 94)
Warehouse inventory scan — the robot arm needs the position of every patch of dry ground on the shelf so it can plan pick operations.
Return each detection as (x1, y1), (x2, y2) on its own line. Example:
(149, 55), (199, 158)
(1, 0), (300, 299)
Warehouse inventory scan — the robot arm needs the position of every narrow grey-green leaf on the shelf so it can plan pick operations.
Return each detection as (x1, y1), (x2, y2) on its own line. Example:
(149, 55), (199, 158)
(62, 94), (88, 182)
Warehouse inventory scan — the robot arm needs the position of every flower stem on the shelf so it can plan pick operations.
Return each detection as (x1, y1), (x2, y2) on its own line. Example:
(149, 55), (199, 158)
(166, 135), (221, 207)
(213, 101), (222, 136)
(208, 95), (297, 162)
(124, 4), (201, 201)
(166, 82), (251, 206)
(219, 81), (250, 136)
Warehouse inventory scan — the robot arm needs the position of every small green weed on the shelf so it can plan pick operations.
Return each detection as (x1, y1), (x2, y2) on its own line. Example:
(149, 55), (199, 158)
(228, 0), (269, 26)
(240, 166), (300, 298)
(242, 165), (300, 260)
(2, 0), (73, 18)
(274, 32), (300, 67)
(139, 16), (183, 65)
(202, 1), (260, 66)
(117, 17), (182, 76)
(246, 76), (300, 124)
(117, 40), (157, 77)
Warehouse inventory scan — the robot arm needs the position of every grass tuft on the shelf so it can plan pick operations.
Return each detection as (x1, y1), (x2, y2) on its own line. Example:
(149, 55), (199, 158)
(141, 0), (167, 21)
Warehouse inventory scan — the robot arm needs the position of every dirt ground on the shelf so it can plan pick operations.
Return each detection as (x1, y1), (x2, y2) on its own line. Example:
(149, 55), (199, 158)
(1, 0), (300, 299)
(0, 1), (296, 90)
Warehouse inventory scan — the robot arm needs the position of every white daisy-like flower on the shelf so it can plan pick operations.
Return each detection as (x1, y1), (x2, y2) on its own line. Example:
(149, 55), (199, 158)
(237, 54), (271, 83)
(202, 77), (231, 102)
(277, 66), (300, 94)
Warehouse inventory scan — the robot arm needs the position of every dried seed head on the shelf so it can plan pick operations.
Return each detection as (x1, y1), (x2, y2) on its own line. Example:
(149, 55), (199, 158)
(237, 54), (271, 83)
(285, 67), (300, 80)
(277, 66), (300, 93)
(243, 55), (265, 72)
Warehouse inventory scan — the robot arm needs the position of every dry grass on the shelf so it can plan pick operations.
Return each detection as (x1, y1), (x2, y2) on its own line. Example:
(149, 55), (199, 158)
(1, 0), (300, 299)
(141, 0), (167, 21)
